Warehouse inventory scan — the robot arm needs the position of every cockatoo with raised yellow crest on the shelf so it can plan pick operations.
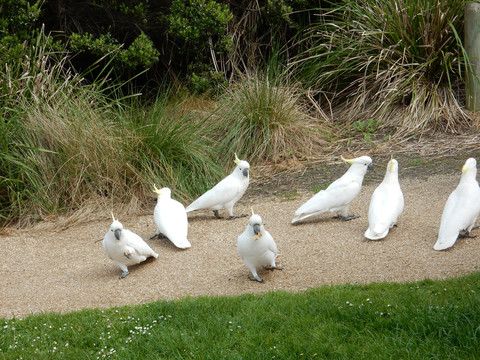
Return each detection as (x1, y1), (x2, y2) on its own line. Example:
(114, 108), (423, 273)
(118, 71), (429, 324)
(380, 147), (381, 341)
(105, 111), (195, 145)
(103, 214), (158, 278)
(434, 158), (480, 251)
(186, 154), (250, 219)
(364, 157), (404, 240)
(292, 155), (373, 224)
(151, 185), (191, 249)
(237, 209), (280, 282)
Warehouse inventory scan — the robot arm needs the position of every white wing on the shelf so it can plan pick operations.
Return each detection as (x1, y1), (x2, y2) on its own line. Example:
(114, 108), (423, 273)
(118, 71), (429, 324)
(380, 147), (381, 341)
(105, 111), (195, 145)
(186, 175), (240, 212)
(123, 229), (159, 258)
(292, 177), (361, 223)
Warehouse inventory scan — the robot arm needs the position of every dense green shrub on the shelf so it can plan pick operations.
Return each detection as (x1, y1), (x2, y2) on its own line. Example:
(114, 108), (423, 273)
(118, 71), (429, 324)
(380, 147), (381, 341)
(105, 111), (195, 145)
(0, 0), (42, 64)
(69, 31), (159, 71)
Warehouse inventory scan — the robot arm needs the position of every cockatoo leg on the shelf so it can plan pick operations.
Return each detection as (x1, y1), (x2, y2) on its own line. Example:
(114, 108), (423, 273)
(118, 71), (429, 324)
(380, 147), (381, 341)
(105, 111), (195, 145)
(115, 262), (130, 279)
(458, 230), (476, 239)
(248, 275), (264, 283)
(246, 265), (263, 282)
(149, 232), (167, 240)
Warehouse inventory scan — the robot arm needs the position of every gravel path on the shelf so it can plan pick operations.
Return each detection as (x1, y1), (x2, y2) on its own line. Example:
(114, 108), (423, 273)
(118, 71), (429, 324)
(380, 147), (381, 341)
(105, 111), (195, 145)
(1, 154), (480, 319)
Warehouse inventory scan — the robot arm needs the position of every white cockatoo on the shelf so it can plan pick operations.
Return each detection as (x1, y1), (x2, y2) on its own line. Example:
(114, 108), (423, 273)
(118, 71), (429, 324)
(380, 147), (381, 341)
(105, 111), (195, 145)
(364, 157), (404, 240)
(103, 214), (159, 278)
(237, 209), (280, 282)
(186, 154), (250, 219)
(434, 158), (480, 251)
(151, 185), (191, 249)
(292, 155), (373, 224)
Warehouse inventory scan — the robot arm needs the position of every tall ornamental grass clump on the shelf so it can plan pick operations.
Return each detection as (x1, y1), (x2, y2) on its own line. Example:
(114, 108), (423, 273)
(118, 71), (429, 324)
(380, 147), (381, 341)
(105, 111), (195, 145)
(294, 0), (472, 135)
(121, 94), (225, 202)
(0, 32), (225, 227)
(214, 73), (331, 164)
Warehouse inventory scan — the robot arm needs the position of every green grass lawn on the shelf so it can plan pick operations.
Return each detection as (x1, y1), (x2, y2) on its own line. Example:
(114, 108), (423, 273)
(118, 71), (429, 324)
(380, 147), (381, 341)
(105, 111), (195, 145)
(1, 272), (479, 359)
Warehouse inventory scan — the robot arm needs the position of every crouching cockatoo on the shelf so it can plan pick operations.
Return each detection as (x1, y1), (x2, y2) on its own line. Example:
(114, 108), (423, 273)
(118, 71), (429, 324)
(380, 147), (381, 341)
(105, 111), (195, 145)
(151, 185), (191, 249)
(103, 214), (158, 278)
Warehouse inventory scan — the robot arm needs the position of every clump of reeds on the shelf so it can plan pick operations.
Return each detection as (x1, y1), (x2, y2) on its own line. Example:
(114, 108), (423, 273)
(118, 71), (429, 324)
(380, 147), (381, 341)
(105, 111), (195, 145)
(293, 0), (475, 135)
(214, 72), (332, 164)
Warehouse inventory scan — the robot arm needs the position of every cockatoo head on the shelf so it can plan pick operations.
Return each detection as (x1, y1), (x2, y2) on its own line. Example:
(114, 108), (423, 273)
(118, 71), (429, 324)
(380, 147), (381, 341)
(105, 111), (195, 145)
(153, 185), (171, 199)
(234, 153), (250, 178)
(387, 157), (398, 173)
(109, 213), (124, 240)
(341, 155), (374, 171)
(461, 158), (477, 178)
(249, 208), (263, 240)
(462, 158), (477, 173)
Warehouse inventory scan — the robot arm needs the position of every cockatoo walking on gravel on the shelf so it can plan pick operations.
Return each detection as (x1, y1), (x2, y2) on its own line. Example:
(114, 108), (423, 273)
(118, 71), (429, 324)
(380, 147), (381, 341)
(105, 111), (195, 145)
(186, 154), (250, 219)
(434, 158), (480, 251)
(103, 214), (158, 278)
(151, 186), (191, 249)
(292, 155), (373, 224)
(237, 209), (280, 283)
(364, 157), (404, 240)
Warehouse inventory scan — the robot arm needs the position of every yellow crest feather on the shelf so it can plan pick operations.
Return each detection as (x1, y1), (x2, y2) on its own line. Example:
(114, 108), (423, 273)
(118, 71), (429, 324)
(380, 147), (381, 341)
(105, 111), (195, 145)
(153, 184), (162, 195)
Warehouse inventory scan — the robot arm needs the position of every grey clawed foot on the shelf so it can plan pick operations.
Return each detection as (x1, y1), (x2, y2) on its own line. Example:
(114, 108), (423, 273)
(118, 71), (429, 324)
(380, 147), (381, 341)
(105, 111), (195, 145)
(264, 265), (283, 271)
(213, 210), (223, 219)
(248, 276), (264, 283)
(120, 271), (130, 279)
(333, 214), (359, 221)
(459, 231), (476, 239)
(150, 233), (167, 240)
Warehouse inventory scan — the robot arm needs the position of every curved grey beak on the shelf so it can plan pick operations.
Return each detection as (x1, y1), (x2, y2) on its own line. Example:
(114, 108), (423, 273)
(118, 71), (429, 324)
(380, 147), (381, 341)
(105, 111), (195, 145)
(243, 168), (249, 177)
(367, 163), (374, 171)
(253, 224), (261, 235)
(114, 229), (121, 240)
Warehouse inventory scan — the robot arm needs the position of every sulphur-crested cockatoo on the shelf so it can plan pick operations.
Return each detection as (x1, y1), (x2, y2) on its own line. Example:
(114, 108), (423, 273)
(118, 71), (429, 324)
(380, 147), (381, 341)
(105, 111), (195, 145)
(434, 158), (480, 251)
(364, 157), (404, 240)
(237, 209), (280, 282)
(186, 154), (250, 219)
(292, 155), (373, 224)
(103, 214), (159, 278)
(151, 185), (191, 249)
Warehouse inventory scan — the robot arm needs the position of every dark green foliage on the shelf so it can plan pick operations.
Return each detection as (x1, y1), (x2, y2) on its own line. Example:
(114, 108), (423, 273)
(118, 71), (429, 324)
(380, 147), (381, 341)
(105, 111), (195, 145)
(69, 31), (159, 71)
(0, 0), (42, 62)
(0, 0), (41, 39)
(166, 0), (233, 93)
(167, 0), (233, 49)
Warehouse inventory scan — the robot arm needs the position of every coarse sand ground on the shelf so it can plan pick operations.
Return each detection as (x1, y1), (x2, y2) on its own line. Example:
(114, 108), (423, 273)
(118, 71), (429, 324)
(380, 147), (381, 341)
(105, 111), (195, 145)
(1, 150), (480, 319)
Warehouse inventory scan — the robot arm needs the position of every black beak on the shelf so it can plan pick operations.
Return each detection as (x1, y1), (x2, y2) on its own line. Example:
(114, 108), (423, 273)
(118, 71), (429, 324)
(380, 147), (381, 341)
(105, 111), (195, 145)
(367, 163), (374, 171)
(243, 168), (249, 177)
(114, 229), (121, 240)
(253, 224), (260, 235)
